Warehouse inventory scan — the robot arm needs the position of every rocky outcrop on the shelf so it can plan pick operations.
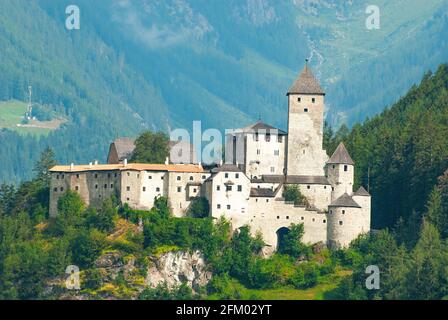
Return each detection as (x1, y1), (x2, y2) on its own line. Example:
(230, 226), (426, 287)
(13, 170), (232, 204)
(146, 250), (212, 293)
(42, 250), (211, 300)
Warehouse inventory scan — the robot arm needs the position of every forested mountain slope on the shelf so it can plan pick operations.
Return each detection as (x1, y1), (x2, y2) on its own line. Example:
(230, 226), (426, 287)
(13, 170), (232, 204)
(1, 0), (448, 183)
(326, 64), (448, 230)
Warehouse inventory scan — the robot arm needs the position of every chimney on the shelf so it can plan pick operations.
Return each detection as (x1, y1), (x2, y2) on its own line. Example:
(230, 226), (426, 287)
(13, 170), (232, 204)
(89, 162), (93, 169)
(70, 163), (74, 171)
(219, 159), (223, 166)
(94, 160), (98, 166)
(165, 157), (169, 165)
(124, 158), (128, 167)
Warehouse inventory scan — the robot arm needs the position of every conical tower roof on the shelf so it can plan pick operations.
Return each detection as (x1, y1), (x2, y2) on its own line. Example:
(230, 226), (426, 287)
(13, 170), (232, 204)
(329, 193), (361, 208)
(287, 61), (325, 95)
(354, 186), (370, 196)
(327, 142), (355, 165)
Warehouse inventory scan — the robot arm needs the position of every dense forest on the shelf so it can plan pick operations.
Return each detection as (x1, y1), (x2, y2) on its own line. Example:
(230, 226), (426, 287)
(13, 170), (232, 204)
(1, 63), (448, 299)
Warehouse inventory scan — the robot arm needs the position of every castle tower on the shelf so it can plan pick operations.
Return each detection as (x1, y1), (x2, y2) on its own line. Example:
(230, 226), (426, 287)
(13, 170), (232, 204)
(286, 61), (327, 176)
(326, 142), (355, 201)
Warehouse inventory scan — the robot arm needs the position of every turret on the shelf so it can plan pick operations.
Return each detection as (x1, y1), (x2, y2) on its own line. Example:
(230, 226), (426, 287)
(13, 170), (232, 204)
(326, 142), (354, 201)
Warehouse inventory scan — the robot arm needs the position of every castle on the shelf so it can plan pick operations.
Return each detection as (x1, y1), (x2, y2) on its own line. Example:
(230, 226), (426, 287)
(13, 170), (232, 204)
(49, 63), (371, 254)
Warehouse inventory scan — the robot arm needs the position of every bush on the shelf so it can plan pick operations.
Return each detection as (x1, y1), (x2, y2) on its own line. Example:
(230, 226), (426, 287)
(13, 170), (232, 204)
(207, 274), (245, 300)
(290, 262), (320, 289)
(248, 254), (296, 289)
(84, 269), (102, 290)
(139, 282), (194, 300)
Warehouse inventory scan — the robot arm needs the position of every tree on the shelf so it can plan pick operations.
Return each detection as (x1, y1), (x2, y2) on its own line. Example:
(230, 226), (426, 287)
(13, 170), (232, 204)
(86, 197), (117, 232)
(277, 224), (310, 259)
(187, 197), (210, 218)
(426, 170), (448, 238)
(131, 131), (169, 164)
(404, 221), (448, 299)
(70, 229), (107, 269)
(282, 185), (309, 206)
(33, 147), (57, 185)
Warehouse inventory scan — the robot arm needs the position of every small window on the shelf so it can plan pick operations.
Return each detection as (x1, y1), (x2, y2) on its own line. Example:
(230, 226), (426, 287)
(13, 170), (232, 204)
(323, 220), (326, 223)
(226, 185), (232, 192)
(225, 173), (229, 178)
(61, 174), (65, 179)
(237, 185), (242, 192)
(312, 218), (315, 222)
(277, 216), (280, 219)
(298, 97), (301, 102)
(148, 176), (152, 179)
(342, 210), (346, 214)
(189, 176), (194, 181)
(339, 221), (343, 225)
(95, 174), (98, 178)
(127, 172), (130, 176)
(114, 173), (118, 178)
(53, 187), (57, 192)
(60, 187), (64, 192)
(227, 205), (231, 210)
(156, 187), (160, 192)
(75, 186), (79, 191)
(193, 188), (197, 193)
(312, 98), (316, 103)
(254, 133), (259, 141)
(257, 149), (261, 155)
(126, 197), (130, 201)
(217, 204), (221, 209)
(265, 133), (271, 142)
(104, 184), (107, 189)
(266, 199), (269, 203)
(301, 217), (304, 220)
(56, 174), (60, 179)
(202, 175), (206, 179)
(274, 150), (279, 156)
(108, 173), (111, 178)
(304, 108), (309, 113)
(217, 186), (221, 191)
(177, 176), (181, 181)
(277, 136), (283, 143)
(332, 187), (335, 191)
(177, 187), (182, 192)
(235, 173), (239, 179)
(324, 186), (327, 189)
(307, 185), (311, 189)
(161, 176), (164, 180)
(95, 185), (98, 189)
(286, 216), (289, 220)
(344, 165), (348, 172)
(126, 186), (130, 191)
(143, 187), (146, 192)
(76, 174), (80, 179)
(110, 184), (114, 188)
(270, 167), (275, 173)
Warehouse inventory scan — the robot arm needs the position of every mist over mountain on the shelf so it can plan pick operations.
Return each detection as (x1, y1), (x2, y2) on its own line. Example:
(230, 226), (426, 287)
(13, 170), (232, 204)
(1, 0), (448, 182)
